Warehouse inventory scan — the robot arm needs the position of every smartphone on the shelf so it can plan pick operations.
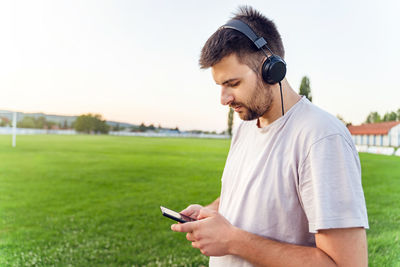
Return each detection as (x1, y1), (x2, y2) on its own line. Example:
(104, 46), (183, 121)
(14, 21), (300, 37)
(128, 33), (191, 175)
(160, 206), (197, 223)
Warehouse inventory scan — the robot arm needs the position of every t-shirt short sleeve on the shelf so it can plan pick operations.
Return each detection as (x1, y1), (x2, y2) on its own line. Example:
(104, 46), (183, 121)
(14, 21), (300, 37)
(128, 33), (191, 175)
(299, 134), (369, 233)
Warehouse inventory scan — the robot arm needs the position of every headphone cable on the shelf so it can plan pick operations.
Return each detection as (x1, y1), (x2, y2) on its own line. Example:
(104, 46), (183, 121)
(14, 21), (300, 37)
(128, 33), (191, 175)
(279, 81), (284, 116)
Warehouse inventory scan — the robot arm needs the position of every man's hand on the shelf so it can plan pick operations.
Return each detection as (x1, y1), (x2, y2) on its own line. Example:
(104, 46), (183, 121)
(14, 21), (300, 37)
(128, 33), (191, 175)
(171, 208), (236, 256)
(179, 204), (203, 220)
(171, 207), (367, 266)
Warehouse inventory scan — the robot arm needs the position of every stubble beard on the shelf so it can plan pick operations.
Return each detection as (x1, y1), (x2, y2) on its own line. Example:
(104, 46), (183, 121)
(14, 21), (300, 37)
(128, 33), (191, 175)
(237, 79), (273, 121)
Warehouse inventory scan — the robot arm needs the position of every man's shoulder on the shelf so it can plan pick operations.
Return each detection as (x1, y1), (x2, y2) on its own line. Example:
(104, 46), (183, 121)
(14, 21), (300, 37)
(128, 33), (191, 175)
(292, 98), (352, 144)
(231, 98), (354, 149)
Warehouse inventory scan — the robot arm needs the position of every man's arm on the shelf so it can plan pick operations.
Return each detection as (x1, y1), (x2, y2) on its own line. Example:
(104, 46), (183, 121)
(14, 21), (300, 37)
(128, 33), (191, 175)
(230, 226), (367, 267)
(172, 208), (368, 267)
(205, 197), (220, 211)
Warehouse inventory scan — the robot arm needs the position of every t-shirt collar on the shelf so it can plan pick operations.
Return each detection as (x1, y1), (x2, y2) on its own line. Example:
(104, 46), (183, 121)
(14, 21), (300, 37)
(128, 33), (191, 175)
(256, 96), (306, 133)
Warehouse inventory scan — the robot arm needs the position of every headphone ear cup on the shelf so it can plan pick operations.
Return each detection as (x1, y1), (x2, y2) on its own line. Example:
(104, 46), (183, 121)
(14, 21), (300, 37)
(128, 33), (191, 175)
(262, 55), (287, 84)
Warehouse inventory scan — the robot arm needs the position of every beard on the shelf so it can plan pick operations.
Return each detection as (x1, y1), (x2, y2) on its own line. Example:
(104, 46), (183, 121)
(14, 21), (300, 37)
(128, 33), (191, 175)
(231, 79), (274, 121)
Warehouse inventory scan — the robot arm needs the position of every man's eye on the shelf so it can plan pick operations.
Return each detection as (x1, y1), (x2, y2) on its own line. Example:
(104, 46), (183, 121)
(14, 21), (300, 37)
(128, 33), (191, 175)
(231, 82), (240, 87)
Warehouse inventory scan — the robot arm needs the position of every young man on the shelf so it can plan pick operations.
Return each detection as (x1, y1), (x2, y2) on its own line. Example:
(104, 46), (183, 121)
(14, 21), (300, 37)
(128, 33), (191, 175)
(171, 6), (369, 267)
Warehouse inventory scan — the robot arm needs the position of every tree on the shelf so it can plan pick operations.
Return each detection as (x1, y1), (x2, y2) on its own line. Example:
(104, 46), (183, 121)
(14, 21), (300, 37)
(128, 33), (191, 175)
(397, 108), (400, 121)
(17, 116), (36, 128)
(138, 122), (146, 132)
(227, 107), (234, 136)
(0, 117), (10, 127)
(74, 114), (94, 133)
(383, 111), (397, 122)
(74, 113), (109, 134)
(365, 111), (381, 123)
(299, 76), (312, 102)
(35, 116), (46, 129)
(93, 114), (110, 133)
(336, 114), (352, 126)
(16, 116), (57, 129)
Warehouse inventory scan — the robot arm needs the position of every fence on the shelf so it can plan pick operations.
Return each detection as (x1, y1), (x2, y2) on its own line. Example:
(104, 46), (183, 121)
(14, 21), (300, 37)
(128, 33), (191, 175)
(0, 127), (230, 139)
(355, 145), (400, 157)
(109, 131), (230, 139)
(0, 127), (76, 135)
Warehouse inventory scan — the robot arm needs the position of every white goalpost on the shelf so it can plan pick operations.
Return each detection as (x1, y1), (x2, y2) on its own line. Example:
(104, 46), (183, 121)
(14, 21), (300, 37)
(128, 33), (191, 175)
(12, 111), (17, 147)
(0, 111), (17, 147)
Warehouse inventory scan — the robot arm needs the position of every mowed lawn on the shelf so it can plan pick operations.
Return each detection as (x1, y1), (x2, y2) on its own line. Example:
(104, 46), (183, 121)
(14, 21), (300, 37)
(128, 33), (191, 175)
(0, 135), (399, 266)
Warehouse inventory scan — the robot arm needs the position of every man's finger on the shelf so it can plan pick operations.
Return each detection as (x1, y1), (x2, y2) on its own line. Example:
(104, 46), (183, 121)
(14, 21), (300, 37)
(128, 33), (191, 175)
(180, 204), (201, 217)
(171, 221), (196, 232)
(192, 241), (200, 249)
(197, 208), (215, 220)
(180, 208), (195, 217)
(186, 232), (195, 242)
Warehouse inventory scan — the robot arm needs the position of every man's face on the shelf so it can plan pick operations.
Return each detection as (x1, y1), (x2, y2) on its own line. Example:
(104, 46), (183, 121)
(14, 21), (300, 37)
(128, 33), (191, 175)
(211, 54), (273, 121)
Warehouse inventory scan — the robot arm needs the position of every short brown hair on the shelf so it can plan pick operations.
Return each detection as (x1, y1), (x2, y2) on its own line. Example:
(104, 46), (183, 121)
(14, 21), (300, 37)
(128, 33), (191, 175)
(199, 6), (284, 72)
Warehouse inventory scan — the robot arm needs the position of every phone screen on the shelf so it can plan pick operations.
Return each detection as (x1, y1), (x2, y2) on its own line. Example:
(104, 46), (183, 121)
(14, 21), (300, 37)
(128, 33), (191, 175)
(160, 206), (196, 223)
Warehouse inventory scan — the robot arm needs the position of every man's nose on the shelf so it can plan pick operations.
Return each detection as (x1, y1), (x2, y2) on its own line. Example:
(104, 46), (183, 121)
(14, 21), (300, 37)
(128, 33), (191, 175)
(220, 87), (234, 106)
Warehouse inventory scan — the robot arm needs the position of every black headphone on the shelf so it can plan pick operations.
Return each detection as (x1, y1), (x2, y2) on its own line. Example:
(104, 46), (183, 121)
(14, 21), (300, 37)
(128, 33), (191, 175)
(221, 19), (286, 85)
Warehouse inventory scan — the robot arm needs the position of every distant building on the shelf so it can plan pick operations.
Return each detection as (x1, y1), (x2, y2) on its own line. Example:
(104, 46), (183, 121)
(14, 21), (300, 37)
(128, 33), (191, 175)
(348, 121), (400, 147)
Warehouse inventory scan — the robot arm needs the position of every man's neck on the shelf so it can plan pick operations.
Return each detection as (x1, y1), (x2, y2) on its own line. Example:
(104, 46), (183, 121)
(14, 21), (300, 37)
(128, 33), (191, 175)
(257, 79), (301, 128)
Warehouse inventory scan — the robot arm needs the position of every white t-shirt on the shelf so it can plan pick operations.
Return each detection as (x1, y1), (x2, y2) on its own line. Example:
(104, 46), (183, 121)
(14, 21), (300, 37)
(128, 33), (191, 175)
(209, 97), (369, 267)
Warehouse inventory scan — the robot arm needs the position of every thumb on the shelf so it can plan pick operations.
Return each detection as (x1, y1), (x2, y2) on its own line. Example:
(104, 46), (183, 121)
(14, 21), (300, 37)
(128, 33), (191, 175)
(197, 208), (216, 220)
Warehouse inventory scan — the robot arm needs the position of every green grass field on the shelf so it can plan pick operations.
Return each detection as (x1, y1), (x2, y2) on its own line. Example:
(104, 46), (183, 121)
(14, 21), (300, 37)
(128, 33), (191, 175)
(0, 135), (399, 266)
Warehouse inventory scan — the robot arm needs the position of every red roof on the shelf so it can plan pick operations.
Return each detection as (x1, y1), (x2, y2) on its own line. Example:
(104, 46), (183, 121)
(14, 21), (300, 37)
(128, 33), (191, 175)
(347, 121), (400, 135)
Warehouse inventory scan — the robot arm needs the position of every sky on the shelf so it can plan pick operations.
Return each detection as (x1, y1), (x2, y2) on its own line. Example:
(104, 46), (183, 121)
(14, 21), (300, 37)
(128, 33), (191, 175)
(1, 0), (399, 132)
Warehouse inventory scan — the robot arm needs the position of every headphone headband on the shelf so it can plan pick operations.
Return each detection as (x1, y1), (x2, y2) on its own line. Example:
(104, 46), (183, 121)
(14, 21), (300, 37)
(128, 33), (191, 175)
(220, 18), (286, 88)
(221, 19), (267, 49)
